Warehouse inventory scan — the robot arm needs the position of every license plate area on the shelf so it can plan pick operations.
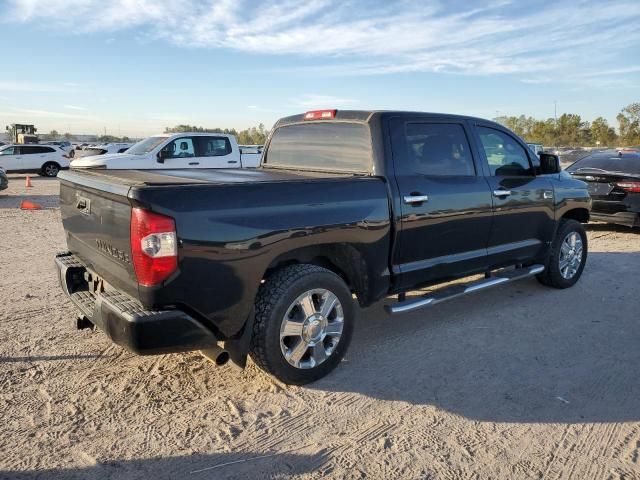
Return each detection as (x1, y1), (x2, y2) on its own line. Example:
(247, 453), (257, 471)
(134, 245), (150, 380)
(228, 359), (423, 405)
(83, 270), (107, 295)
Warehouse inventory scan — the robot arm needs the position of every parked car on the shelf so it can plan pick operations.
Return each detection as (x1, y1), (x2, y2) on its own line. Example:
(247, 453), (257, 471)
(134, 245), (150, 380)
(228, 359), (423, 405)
(0, 144), (70, 176)
(70, 133), (261, 170)
(70, 143), (133, 158)
(566, 150), (640, 227)
(55, 109), (591, 385)
(41, 140), (73, 151)
(527, 143), (544, 156)
(0, 166), (8, 191)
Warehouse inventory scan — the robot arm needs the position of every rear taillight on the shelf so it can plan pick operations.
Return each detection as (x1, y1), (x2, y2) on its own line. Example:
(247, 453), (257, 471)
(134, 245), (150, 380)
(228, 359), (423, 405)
(616, 182), (640, 193)
(303, 109), (337, 120)
(130, 208), (177, 286)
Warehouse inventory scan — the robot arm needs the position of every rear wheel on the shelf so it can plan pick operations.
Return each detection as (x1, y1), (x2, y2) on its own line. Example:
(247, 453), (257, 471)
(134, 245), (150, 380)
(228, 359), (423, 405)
(41, 162), (60, 177)
(537, 219), (587, 289)
(250, 264), (354, 385)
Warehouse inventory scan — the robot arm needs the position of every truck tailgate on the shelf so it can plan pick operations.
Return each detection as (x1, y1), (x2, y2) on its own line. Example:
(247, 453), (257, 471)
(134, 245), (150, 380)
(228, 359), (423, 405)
(59, 171), (138, 299)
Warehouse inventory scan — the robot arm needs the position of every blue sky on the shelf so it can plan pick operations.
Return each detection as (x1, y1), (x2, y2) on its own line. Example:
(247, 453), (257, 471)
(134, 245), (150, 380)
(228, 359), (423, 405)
(0, 0), (639, 137)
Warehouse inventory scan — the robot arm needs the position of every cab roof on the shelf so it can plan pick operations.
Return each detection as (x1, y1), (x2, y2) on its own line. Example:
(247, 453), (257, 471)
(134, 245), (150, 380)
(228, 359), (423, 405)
(274, 110), (503, 129)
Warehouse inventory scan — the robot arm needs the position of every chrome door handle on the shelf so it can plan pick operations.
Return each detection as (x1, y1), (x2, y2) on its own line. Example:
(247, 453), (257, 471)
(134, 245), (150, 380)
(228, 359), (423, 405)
(493, 190), (512, 197)
(403, 195), (429, 204)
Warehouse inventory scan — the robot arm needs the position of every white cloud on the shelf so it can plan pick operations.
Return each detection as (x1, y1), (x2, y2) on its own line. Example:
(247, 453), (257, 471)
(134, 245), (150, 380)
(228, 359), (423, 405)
(3, 0), (640, 82)
(0, 81), (63, 92)
(64, 104), (87, 111)
(0, 106), (95, 120)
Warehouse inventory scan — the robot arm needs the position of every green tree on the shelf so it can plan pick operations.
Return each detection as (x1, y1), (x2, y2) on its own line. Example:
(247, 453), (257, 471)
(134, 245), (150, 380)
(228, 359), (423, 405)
(48, 129), (59, 140)
(164, 124), (268, 145)
(590, 117), (617, 146)
(63, 132), (73, 141)
(617, 103), (640, 146)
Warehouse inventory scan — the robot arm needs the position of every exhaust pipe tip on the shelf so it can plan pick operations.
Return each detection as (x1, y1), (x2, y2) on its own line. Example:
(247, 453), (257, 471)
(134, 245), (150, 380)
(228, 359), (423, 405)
(76, 315), (94, 330)
(200, 345), (230, 366)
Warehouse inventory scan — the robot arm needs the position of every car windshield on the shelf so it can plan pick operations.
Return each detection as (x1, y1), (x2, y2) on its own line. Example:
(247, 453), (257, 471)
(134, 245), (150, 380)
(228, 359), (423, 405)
(126, 136), (167, 155)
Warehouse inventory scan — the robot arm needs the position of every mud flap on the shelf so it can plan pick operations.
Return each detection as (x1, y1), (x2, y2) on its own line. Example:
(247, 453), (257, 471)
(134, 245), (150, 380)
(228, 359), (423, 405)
(223, 308), (255, 369)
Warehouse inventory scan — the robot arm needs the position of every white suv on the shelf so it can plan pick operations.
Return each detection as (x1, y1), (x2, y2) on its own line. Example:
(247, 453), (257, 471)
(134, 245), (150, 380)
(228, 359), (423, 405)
(0, 144), (70, 177)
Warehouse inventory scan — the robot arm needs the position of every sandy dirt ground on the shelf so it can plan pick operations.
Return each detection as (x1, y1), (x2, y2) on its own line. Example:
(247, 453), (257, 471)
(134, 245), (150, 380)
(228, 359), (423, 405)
(1, 174), (640, 480)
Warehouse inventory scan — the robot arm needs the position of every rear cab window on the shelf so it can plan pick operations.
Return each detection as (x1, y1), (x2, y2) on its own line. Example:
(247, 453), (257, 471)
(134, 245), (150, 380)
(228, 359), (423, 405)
(264, 122), (372, 173)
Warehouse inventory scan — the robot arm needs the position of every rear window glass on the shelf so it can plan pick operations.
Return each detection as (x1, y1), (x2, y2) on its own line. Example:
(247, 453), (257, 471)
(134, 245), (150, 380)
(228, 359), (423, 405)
(567, 154), (640, 174)
(265, 122), (371, 172)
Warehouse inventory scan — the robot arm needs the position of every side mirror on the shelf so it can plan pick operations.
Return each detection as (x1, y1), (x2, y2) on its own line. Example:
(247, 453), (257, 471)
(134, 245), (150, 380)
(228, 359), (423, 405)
(157, 149), (168, 164)
(538, 153), (561, 174)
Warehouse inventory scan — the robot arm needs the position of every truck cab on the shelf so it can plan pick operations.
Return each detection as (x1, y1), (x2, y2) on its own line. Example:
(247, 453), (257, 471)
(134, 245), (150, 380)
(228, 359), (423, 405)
(70, 132), (261, 170)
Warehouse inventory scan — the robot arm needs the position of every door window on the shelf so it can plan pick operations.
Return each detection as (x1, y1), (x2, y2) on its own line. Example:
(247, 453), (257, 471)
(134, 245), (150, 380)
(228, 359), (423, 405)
(478, 127), (532, 176)
(162, 138), (195, 158)
(195, 136), (232, 157)
(0, 147), (16, 155)
(402, 123), (475, 176)
(21, 146), (54, 154)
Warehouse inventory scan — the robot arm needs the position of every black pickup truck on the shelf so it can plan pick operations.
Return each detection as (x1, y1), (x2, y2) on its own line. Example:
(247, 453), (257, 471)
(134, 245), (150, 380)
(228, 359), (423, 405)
(55, 110), (591, 384)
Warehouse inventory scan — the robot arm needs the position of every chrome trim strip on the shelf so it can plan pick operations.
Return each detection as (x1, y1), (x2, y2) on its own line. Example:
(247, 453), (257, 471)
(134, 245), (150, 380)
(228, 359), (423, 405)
(386, 264), (545, 315)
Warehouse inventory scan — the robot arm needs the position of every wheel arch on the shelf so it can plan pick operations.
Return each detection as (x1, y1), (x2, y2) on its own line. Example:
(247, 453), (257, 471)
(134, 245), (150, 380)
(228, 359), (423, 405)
(264, 243), (372, 306)
(561, 207), (590, 224)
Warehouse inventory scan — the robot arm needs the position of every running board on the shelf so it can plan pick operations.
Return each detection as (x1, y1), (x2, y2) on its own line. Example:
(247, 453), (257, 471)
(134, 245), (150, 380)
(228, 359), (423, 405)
(385, 264), (545, 315)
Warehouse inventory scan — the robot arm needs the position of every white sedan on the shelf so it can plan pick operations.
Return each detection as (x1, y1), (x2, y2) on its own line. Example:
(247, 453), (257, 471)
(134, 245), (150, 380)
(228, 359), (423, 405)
(0, 144), (70, 177)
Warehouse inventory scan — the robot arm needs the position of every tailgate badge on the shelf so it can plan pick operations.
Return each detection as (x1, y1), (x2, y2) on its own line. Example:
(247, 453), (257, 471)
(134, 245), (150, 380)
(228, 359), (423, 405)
(76, 195), (91, 215)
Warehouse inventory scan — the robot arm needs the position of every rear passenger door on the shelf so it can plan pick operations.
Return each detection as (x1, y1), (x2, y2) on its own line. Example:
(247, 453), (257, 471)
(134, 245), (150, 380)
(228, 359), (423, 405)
(472, 124), (555, 267)
(20, 145), (53, 170)
(390, 118), (494, 289)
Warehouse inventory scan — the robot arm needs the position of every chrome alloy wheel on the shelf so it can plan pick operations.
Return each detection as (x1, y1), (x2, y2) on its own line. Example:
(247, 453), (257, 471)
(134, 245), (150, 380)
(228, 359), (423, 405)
(280, 289), (344, 369)
(559, 231), (583, 279)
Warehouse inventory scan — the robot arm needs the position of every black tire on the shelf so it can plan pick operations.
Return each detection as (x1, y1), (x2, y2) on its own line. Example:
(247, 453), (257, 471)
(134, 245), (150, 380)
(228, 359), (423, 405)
(41, 162), (60, 177)
(249, 264), (355, 385)
(537, 219), (587, 289)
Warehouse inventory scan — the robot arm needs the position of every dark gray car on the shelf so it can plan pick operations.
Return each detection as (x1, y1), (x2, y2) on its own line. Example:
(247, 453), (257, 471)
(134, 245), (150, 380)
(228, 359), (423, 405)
(0, 167), (8, 191)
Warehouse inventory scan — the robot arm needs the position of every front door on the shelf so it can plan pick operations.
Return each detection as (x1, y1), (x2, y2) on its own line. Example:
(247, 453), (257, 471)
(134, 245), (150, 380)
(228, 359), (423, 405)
(0, 146), (22, 171)
(159, 136), (236, 168)
(473, 124), (555, 268)
(390, 119), (494, 289)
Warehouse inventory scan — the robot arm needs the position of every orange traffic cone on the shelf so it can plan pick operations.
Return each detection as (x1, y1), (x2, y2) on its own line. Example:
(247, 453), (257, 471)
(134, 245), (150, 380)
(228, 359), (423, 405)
(25, 176), (33, 188)
(20, 200), (42, 210)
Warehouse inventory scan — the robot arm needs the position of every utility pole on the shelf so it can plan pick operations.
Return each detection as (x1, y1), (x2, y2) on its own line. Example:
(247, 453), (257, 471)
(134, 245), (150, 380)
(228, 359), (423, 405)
(554, 100), (558, 147)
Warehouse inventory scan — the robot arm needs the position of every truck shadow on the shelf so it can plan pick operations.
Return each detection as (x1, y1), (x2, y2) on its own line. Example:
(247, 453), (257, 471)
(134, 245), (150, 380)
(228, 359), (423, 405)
(312, 251), (640, 424)
(0, 354), (105, 363)
(586, 222), (640, 234)
(0, 450), (324, 479)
